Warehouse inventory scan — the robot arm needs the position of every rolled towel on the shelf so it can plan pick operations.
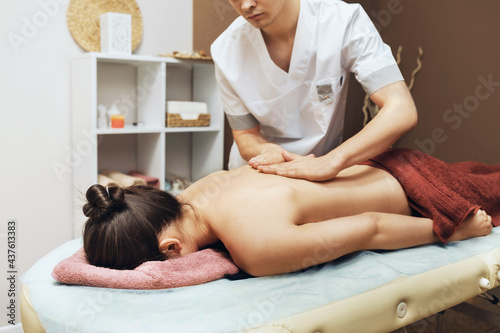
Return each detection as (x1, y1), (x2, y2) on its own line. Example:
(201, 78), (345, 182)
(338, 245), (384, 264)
(98, 174), (119, 187)
(100, 169), (147, 187)
(128, 171), (160, 188)
(52, 247), (240, 290)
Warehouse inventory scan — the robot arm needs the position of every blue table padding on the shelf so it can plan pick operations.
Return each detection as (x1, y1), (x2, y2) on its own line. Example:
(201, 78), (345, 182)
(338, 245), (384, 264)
(22, 228), (500, 332)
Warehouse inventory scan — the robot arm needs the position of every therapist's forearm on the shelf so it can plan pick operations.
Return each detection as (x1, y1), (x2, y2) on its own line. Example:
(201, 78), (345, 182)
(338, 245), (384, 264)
(255, 82), (417, 181)
(326, 97), (418, 170)
(240, 142), (283, 162)
(232, 126), (283, 162)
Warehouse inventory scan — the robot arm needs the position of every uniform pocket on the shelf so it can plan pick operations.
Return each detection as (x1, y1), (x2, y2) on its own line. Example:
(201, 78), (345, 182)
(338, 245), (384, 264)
(314, 76), (343, 105)
(307, 76), (343, 131)
(316, 83), (334, 105)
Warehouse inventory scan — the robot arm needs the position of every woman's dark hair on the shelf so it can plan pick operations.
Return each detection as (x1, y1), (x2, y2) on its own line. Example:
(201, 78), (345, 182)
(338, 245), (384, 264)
(82, 184), (182, 270)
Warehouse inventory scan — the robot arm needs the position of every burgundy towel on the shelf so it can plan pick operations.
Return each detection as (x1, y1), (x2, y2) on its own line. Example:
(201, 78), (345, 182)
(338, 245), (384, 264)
(361, 148), (500, 242)
(52, 247), (239, 290)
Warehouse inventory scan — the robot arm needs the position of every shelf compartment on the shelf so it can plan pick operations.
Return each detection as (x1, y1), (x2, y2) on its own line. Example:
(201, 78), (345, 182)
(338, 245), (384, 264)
(97, 60), (166, 130)
(165, 131), (223, 182)
(165, 61), (223, 135)
(97, 132), (165, 189)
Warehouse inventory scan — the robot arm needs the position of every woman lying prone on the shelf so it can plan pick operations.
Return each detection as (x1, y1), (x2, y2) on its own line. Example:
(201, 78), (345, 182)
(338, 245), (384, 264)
(83, 149), (497, 276)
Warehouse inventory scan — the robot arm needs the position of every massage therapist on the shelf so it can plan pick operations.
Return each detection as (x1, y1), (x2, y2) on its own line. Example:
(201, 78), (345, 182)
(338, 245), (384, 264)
(211, 0), (418, 181)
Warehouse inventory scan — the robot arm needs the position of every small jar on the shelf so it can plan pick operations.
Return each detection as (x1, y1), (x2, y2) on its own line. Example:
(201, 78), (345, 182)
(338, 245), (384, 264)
(111, 114), (125, 128)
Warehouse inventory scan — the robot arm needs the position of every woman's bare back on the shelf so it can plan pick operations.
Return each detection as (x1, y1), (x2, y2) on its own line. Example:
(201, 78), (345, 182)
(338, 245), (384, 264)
(184, 164), (411, 225)
(181, 164), (409, 251)
(179, 164), (492, 276)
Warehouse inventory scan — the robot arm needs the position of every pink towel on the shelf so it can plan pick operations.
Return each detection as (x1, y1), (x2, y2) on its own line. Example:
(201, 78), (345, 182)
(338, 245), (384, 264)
(52, 247), (240, 290)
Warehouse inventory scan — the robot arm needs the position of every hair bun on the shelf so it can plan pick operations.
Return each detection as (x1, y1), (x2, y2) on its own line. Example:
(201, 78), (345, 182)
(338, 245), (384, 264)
(83, 184), (126, 222)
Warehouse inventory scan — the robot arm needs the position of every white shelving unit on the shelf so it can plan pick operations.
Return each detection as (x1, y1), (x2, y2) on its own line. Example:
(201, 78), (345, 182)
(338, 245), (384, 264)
(71, 53), (224, 237)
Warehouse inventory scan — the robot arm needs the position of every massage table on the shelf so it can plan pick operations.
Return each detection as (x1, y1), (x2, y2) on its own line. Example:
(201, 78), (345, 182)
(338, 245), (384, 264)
(21, 228), (500, 333)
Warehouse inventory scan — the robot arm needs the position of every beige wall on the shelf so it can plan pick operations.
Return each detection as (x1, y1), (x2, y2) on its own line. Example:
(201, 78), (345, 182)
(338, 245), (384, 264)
(193, 0), (238, 56)
(349, 0), (500, 164)
(194, 0), (500, 166)
(193, 0), (238, 168)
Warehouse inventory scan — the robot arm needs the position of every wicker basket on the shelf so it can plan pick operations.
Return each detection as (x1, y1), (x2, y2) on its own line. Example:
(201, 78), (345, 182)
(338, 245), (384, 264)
(67, 0), (143, 52)
(166, 113), (210, 127)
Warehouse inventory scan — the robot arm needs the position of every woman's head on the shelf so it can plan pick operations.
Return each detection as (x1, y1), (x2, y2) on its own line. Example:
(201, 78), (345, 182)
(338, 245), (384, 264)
(82, 184), (182, 269)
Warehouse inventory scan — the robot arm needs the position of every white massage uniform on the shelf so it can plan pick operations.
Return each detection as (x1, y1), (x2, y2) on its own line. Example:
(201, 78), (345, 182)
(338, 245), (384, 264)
(211, 0), (404, 169)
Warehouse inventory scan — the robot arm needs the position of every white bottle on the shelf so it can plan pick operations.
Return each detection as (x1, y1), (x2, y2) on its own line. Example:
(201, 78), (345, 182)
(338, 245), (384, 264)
(97, 105), (108, 129)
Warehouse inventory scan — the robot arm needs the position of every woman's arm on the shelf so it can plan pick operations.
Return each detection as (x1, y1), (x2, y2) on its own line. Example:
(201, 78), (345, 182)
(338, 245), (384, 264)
(239, 212), (437, 277)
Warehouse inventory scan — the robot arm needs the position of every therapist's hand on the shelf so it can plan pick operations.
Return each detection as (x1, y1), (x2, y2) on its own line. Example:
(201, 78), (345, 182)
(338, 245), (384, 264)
(249, 146), (286, 169)
(258, 151), (340, 181)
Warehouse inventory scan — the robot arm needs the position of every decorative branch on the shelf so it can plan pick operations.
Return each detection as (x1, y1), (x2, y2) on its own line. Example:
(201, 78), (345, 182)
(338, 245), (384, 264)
(408, 46), (424, 91)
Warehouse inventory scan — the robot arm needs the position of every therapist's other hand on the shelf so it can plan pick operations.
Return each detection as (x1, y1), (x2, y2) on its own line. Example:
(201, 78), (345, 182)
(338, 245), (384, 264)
(249, 146), (286, 169)
(258, 151), (340, 181)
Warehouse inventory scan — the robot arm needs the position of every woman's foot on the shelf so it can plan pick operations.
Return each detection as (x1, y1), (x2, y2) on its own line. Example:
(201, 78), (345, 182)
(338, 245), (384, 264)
(449, 209), (492, 242)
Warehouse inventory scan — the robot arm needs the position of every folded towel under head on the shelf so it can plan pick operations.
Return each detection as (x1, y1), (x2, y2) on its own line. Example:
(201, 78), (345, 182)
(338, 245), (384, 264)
(52, 247), (240, 290)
